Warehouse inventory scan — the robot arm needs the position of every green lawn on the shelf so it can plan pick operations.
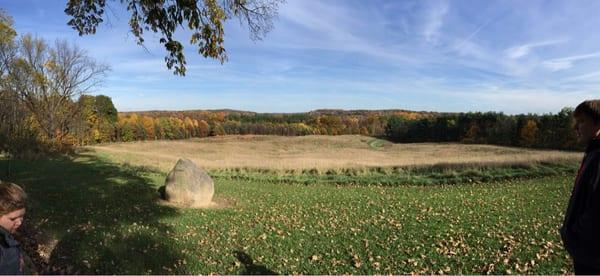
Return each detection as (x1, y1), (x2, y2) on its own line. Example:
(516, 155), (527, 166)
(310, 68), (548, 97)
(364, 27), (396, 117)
(0, 152), (574, 274)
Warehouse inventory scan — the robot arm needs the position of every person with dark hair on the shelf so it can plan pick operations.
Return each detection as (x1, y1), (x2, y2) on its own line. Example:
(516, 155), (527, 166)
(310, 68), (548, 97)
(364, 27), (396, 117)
(0, 181), (27, 275)
(561, 99), (600, 274)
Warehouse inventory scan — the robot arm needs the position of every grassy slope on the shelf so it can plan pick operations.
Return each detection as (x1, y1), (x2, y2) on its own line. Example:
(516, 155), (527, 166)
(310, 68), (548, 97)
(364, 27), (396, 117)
(209, 161), (578, 186)
(1, 152), (574, 274)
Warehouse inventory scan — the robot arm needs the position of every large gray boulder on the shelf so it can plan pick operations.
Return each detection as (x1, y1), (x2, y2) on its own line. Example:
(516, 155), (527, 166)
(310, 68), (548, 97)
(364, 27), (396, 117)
(162, 158), (214, 207)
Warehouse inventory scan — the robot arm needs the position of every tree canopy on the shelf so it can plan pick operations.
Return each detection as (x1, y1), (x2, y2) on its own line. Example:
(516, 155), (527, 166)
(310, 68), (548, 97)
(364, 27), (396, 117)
(65, 0), (284, 76)
(0, 10), (110, 155)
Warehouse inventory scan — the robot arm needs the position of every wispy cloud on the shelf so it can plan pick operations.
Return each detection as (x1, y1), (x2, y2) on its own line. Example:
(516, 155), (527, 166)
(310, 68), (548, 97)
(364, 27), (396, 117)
(542, 51), (600, 71)
(504, 38), (568, 59)
(422, 0), (449, 44)
(4, 0), (600, 113)
(467, 87), (595, 114)
(563, 70), (600, 82)
(264, 0), (421, 64)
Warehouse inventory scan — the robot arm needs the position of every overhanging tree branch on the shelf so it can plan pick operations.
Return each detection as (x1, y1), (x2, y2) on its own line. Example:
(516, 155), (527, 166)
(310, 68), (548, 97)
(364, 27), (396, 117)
(65, 0), (284, 76)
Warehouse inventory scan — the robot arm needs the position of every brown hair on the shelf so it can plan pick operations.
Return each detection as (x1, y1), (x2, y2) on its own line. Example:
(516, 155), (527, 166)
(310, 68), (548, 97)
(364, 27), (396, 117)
(574, 99), (600, 124)
(0, 181), (27, 215)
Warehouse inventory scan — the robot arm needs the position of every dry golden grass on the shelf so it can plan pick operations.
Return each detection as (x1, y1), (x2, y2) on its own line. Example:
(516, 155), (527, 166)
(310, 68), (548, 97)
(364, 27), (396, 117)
(87, 135), (583, 172)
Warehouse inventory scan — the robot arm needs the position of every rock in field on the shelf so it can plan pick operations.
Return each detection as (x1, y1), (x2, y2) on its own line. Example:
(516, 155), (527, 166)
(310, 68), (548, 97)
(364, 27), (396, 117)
(162, 158), (214, 207)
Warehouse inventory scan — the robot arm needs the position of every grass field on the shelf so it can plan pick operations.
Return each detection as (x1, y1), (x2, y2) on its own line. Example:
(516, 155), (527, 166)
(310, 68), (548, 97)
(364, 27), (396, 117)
(89, 135), (582, 172)
(0, 136), (581, 274)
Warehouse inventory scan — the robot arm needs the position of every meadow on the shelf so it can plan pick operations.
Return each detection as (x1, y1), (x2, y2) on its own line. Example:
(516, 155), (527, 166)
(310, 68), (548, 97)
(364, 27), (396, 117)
(0, 135), (582, 274)
(90, 135), (581, 171)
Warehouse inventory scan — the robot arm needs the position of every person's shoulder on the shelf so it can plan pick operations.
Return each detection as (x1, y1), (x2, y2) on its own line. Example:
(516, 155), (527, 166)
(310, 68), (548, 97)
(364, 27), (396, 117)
(589, 151), (600, 183)
(0, 232), (10, 249)
(588, 147), (600, 161)
(0, 228), (17, 249)
(591, 150), (600, 165)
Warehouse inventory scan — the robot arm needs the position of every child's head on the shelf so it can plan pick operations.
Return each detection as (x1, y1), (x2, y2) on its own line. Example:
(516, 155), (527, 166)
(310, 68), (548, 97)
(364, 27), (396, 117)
(574, 100), (600, 144)
(0, 181), (27, 234)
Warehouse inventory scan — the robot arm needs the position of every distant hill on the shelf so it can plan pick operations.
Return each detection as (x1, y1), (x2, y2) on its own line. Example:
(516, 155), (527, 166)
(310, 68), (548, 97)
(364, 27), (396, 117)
(120, 108), (440, 117)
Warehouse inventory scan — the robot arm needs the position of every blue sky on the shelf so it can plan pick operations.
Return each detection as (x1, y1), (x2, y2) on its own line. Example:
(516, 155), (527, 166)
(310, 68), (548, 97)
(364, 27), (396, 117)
(1, 0), (599, 113)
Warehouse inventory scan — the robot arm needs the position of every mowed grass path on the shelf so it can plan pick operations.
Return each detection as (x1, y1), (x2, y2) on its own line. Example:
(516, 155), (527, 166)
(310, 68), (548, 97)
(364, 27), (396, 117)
(2, 152), (573, 274)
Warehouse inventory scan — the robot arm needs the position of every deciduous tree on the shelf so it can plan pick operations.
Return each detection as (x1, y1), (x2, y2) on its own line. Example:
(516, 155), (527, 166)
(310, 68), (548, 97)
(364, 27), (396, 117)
(65, 0), (283, 75)
(1, 34), (109, 145)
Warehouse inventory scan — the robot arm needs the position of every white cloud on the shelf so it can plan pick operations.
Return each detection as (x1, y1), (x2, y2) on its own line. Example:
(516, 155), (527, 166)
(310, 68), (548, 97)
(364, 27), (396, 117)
(423, 0), (449, 44)
(541, 51), (600, 71)
(466, 87), (595, 113)
(504, 38), (568, 59)
(563, 70), (600, 82)
(263, 0), (423, 64)
(542, 60), (573, 71)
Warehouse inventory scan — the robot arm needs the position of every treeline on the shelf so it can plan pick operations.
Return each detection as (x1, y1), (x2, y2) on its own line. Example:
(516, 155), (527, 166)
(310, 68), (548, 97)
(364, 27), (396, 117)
(385, 108), (580, 150)
(111, 109), (428, 142)
(106, 107), (582, 151)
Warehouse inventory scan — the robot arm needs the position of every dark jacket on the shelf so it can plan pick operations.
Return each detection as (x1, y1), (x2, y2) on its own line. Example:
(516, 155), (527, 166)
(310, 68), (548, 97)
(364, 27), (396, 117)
(0, 227), (23, 275)
(561, 138), (600, 268)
